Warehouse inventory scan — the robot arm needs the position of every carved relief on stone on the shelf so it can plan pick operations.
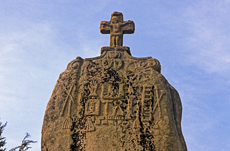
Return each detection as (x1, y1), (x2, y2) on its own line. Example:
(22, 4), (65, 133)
(42, 12), (187, 151)
(107, 50), (121, 59)
(61, 84), (75, 129)
(111, 100), (124, 116)
(147, 57), (161, 73)
(101, 68), (124, 99)
(85, 97), (100, 116)
(60, 84), (75, 117)
(141, 85), (154, 122)
(86, 60), (102, 79)
(83, 116), (96, 132)
(101, 99), (113, 117)
(125, 61), (152, 84)
(88, 80), (98, 97)
(100, 11), (135, 47)
(58, 58), (83, 129)
(153, 84), (166, 119)
(125, 95), (134, 119)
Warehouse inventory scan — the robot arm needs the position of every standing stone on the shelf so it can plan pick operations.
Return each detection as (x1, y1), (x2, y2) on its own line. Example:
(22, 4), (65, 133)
(41, 12), (187, 151)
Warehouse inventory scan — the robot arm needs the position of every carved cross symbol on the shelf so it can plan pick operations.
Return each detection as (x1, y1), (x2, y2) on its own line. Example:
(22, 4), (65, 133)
(60, 84), (75, 117)
(152, 85), (166, 118)
(100, 11), (135, 47)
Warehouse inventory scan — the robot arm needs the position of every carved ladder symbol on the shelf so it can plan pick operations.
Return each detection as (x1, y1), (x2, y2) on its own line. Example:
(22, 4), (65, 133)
(60, 84), (75, 129)
(142, 85), (153, 121)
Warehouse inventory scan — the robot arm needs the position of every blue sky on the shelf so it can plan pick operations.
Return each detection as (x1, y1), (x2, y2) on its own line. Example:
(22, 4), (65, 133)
(0, 0), (230, 150)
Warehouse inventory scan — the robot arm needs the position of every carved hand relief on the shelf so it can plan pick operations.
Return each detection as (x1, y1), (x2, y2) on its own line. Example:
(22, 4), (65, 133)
(88, 80), (98, 97)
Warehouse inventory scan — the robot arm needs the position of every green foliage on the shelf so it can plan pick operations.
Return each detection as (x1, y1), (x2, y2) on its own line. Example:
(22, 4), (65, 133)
(0, 119), (36, 151)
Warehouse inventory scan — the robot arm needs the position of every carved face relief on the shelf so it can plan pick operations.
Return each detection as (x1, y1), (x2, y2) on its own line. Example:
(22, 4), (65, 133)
(112, 16), (118, 24)
(108, 51), (120, 59)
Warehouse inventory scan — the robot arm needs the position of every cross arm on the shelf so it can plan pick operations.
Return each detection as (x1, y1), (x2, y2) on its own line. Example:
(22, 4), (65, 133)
(121, 20), (135, 34)
(100, 21), (111, 34)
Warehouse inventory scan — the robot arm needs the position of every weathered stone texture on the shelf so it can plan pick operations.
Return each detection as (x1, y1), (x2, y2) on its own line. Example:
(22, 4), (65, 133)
(41, 12), (187, 151)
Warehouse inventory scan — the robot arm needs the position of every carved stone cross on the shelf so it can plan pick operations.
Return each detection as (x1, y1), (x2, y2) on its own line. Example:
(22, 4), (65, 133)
(100, 11), (135, 47)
